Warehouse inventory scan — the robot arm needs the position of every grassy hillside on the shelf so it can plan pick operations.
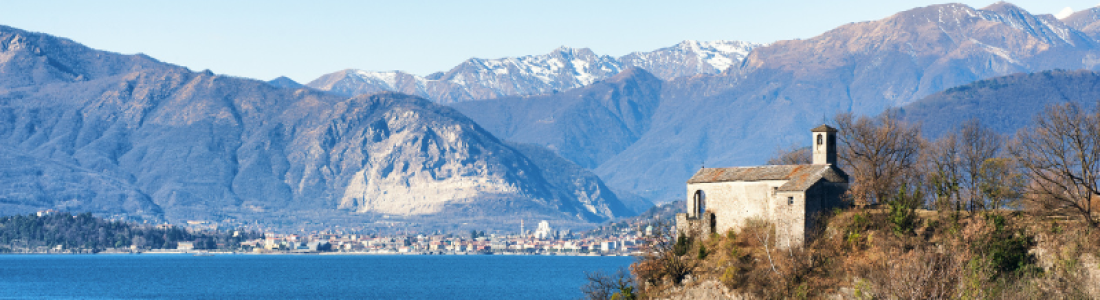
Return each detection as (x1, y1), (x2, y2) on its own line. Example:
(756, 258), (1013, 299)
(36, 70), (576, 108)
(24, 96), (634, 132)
(628, 210), (1099, 299)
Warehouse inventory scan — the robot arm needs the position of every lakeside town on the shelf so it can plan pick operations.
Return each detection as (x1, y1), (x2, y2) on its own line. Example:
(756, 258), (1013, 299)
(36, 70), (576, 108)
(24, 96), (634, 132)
(237, 220), (648, 256)
(2, 210), (655, 256)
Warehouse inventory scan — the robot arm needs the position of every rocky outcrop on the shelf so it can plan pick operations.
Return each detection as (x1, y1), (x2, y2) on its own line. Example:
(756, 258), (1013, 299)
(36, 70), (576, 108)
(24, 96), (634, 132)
(655, 280), (746, 300)
(317, 94), (632, 221)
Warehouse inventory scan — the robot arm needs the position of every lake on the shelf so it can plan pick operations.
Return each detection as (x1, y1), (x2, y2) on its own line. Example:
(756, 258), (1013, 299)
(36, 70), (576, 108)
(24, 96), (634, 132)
(0, 254), (635, 299)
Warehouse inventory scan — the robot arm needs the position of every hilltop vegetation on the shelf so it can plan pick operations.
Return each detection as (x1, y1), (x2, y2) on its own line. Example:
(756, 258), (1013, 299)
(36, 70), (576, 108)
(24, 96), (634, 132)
(625, 210), (1099, 299)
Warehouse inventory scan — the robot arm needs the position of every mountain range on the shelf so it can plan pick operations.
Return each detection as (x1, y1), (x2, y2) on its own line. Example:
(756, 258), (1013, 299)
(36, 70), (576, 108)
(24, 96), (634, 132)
(455, 2), (1100, 201)
(7, 1), (1100, 229)
(304, 40), (760, 104)
(0, 25), (632, 229)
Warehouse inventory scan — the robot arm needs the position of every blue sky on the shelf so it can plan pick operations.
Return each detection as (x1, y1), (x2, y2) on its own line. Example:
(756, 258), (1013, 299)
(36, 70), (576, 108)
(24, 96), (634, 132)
(1, 1), (1096, 83)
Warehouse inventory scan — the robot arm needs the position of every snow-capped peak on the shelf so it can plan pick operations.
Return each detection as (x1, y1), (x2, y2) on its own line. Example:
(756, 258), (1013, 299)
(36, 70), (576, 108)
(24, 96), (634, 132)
(309, 40), (760, 103)
(617, 40), (762, 79)
(450, 46), (620, 88)
(346, 70), (424, 91)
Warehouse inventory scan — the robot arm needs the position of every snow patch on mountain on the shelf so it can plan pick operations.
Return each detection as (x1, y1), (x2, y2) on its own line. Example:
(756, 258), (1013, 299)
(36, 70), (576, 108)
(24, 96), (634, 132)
(976, 3), (1077, 45)
(308, 40), (761, 103)
(618, 40), (762, 79)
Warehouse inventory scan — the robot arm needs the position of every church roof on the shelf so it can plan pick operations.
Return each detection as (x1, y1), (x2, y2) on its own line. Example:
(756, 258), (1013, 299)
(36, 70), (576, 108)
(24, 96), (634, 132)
(811, 124), (838, 132)
(686, 164), (848, 191)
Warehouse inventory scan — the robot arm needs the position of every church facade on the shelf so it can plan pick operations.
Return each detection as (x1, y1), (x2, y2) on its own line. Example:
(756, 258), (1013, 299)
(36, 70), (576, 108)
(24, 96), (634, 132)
(676, 125), (849, 248)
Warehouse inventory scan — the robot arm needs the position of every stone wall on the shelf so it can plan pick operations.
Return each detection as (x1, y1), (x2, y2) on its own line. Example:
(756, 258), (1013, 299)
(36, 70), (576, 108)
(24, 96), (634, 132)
(686, 180), (787, 238)
(773, 190), (805, 248)
(681, 180), (848, 247)
(676, 212), (714, 238)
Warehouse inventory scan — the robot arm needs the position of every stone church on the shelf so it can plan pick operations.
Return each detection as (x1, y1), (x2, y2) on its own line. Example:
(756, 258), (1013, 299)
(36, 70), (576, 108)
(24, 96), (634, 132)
(676, 125), (849, 248)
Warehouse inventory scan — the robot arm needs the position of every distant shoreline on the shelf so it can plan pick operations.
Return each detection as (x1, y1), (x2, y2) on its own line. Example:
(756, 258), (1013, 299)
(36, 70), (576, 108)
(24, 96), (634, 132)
(0, 250), (641, 257)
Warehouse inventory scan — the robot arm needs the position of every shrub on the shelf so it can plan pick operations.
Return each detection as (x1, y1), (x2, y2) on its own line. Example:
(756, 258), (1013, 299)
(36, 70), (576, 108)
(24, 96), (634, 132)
(886, 184), (920, 236)
(581, 268), (635, 300)
(673, 233), (691, 257)
(610, 287), (635, 300)
(981, 214), (1035, 275)
(850, 213), (870, 232)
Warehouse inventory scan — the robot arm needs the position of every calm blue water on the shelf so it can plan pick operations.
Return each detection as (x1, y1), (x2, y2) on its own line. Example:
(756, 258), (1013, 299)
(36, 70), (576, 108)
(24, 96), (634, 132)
(0, 254), (634, 299)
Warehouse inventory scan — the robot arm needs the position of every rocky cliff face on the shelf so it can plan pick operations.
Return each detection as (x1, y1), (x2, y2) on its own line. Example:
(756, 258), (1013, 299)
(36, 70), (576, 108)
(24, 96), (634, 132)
(312, 94), (631, 221)
(306, 41), (759, 104)
(0, 25), (632, 225)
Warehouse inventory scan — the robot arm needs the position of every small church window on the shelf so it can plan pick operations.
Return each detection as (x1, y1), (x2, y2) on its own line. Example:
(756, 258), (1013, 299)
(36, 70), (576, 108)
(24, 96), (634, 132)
(817, 134), (823, 146)
(788, 197), (794, 205)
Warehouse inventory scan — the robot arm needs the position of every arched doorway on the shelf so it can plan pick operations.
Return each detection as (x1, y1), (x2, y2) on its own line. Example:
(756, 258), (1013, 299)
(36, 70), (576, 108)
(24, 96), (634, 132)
(693, 190), (706, 217)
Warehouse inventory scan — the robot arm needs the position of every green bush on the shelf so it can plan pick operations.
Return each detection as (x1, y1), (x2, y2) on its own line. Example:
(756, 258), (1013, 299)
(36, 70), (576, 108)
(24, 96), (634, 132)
(887, 185), (921, 236)
(674, 233), (692, 256)
(610, 286), (635, 300)
(698, 244), (709, 260)
(851, 213), (869, 231)
(982, 214), (1035, 275)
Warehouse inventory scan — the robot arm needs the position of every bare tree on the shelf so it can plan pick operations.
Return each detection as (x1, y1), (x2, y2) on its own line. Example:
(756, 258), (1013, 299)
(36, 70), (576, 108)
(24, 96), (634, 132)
(744, 218), (779, 275)
(631, 219), (692, 291)
(834, 111), (924, 206)
(924, 119), (1006, 212)
(977, 158), (1025, 210)
(925, 132), (962, 211)
(767, 146), (812, 165)
(581, 268), (636, 300)
(1011, 103), (1100, 228)
(959, 120), (1004, 211)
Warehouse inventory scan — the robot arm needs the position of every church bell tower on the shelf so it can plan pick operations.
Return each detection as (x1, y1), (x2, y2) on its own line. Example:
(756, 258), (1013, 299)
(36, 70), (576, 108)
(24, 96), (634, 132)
(811, 124), (837, 165)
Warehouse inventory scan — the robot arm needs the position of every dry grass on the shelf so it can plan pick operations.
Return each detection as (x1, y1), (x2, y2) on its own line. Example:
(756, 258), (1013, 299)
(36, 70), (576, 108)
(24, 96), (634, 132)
(630, 209), (1100, 299)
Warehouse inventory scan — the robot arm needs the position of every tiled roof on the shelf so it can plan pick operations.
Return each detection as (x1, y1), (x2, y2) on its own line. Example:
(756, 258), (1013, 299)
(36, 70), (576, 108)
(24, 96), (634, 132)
(811, 124), (837, 132)
(686, 164), (848, 191)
